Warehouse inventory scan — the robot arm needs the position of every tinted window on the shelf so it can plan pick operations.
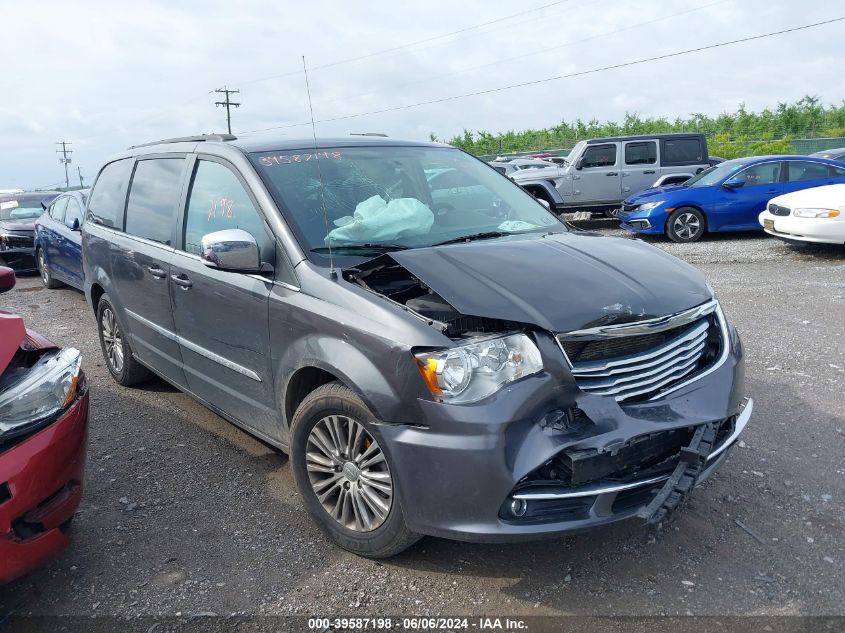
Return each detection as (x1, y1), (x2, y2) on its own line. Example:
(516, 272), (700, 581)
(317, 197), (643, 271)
(661, 138), (703, 165)
(50, 197), (69, 222)
(735, 162), (781, 185)
(183, 160), (271, 256)
(65, 198), (83, 227)
(125, 158), (185, 244)
(581, 144), (616, 168)
(787, 161), (830, 182)
(87, 159), (133, 228)
(624, 141), (656, 165)
(833, 165), (845, 176)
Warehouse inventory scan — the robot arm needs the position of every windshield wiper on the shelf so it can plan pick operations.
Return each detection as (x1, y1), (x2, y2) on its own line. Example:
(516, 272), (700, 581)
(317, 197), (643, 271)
(311, 243), (410, 254)
(429, 231), (512, 247)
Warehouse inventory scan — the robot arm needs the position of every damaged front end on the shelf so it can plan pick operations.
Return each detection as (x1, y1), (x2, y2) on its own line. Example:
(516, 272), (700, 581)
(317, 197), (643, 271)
(343, 235), (748, 540)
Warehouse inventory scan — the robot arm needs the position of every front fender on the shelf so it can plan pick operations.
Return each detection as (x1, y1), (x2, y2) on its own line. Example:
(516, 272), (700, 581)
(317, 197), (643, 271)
(516, 179), (565, 205)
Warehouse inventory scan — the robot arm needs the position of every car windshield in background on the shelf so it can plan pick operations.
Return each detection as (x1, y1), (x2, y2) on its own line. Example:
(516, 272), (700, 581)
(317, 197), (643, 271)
(0, 200), (44, 221)
(684, 160), (747, 188)
(251, 146), (563, 254)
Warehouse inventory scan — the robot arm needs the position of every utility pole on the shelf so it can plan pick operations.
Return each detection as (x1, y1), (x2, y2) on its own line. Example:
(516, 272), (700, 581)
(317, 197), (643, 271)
(77, 166), (84, 189)
(56, 141), (73, 190)
(214, 86), (240, 135)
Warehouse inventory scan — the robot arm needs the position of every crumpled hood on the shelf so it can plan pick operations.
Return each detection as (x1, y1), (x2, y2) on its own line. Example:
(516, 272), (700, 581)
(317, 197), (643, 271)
(389, 232), (712, 332)
(0, 219), (36, 233)
(0, 312), (26, 373)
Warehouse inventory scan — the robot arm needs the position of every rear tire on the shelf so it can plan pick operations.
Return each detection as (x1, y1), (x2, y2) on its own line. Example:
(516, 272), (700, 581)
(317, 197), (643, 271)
(37, 248), (62, 289)
(96, 294), (150, 386)
(290, 382), (420, 558)
(666, 207), (706, 243)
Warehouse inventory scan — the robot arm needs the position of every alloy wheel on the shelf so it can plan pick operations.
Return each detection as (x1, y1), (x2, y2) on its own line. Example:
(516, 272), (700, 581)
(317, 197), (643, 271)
(101, 307), (124, 373)
(305, 415), (393, 532)
(673, 212), (701, 240)
(38, 250), (49, 286)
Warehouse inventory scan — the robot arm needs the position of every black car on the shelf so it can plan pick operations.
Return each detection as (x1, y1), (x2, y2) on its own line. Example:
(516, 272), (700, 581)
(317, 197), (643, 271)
(83, 134), (750, 557)
(0, 191), (61, 272)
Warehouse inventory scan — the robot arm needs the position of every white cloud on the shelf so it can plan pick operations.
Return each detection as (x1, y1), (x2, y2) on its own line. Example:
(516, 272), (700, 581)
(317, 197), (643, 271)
(2, 0), (844, 188)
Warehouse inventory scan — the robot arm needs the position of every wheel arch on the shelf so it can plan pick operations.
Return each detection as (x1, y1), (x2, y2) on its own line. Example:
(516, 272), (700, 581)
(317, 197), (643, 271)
(665, 203), (708, 234)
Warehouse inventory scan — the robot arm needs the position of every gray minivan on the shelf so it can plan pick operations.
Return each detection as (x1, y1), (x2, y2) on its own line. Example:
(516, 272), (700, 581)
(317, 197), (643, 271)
(83, 134), (749, 557)
(510, 133), (710, 216)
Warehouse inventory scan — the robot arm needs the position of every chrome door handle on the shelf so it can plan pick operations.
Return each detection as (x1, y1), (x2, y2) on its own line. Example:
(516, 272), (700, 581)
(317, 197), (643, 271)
(147, 265), (167, 279)
(643, 169), (655, 174)
(171, 274), (193, 289)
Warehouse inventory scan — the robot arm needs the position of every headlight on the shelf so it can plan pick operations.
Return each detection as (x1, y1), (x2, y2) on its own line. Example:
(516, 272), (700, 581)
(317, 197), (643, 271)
(793, 208), (840, 218)
(415, 333), (543, 404)
(0, 348), (82, 440)
(638, 200), (664, 212)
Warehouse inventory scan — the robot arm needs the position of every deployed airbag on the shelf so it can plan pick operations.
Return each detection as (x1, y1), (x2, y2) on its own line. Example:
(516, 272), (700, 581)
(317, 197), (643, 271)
(326, 195), (434, 245)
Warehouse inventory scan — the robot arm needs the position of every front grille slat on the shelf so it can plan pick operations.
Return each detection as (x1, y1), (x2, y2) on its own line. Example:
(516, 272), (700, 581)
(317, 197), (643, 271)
(558, 305), (722, 403)
(572, 320), (709, 375)
(768, 203), (791, 216)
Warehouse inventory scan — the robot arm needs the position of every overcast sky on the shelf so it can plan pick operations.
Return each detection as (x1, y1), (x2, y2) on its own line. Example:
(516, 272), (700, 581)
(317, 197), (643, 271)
(3, 0), (844, 189)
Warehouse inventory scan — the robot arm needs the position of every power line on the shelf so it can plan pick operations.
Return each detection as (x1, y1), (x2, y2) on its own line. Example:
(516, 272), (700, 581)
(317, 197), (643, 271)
(214, 86), (241, 134)
(237, 0), (577, 86)
(240, 16), (845, 135)
(318, 0), (731, 111)
(56, 141), (73, 189)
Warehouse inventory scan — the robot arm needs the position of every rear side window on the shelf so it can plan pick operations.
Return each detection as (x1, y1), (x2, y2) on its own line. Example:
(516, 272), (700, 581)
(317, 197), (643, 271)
(787, 161), (831, 182)
(125, 158), (185, 245)
(624, 141), (656, 165)
(581, 144), (616, 168)
(65, 198), (84, 227)
(183, 160), (271, 257)
(50, 197), (69, 221)
(661, 138), (704, 166)
(833, 165), (845, 176)
(87, 158), (133, 228)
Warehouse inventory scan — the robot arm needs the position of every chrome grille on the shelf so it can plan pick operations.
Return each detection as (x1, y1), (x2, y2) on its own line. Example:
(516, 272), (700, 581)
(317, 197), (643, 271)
(558, 301), (723, 402)
(768, 203), (790, 216)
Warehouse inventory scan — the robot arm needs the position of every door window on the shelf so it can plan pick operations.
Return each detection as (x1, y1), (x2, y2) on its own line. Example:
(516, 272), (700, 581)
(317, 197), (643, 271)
(581, 144), (616, 168)
(787, 161), (831, 182)
(87, 158), (134, 228)
(624, 141), (657, 165)
(65, 198), (83, 228)
(125, 158), (185, 245)
(661, 138), (704, 165)
(50, 197), (69, 222)
(734, 162), (781, 186)
(183, 160), (271, 257)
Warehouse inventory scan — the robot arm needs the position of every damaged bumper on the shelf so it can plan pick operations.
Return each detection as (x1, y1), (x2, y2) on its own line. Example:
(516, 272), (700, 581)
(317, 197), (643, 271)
(0, 389), (89, 584)
(375, 326), (747, 542)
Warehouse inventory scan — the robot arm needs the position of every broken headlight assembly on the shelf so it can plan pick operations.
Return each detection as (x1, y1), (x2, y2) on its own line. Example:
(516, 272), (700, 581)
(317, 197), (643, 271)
(415, 333), (543, 404)
(0, 348), (82, 441)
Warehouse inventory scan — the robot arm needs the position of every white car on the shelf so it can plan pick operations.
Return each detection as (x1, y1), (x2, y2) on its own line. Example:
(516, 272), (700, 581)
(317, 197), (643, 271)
(759, 184), (845, 245)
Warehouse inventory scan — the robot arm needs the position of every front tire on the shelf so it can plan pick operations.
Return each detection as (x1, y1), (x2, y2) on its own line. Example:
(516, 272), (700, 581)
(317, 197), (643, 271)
(666, 207), (706, 243)
(290, 382), (420, 558)
(37, 248), (62, 289)
(96, 294), (150, 386)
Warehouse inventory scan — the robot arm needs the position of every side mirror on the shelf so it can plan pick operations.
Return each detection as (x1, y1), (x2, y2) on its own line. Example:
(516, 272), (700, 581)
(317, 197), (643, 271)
(537, 198), (551, 210)
(41, 201), (48, 211)
(575, 157), (585, 170)
(722, 178), (745, 189)
(200, 229), (262, 273)
(0, 266), (16, 294)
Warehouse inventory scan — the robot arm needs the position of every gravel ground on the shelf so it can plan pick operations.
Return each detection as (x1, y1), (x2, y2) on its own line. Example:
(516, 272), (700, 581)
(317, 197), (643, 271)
(1, 225), (843, 620)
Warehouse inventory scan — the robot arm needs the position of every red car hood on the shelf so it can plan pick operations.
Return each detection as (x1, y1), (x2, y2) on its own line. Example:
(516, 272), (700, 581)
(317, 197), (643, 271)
(0, 311), (57, 373)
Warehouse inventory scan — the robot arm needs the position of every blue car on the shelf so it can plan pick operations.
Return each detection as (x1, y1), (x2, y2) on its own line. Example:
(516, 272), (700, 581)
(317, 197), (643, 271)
(34, 189), (88, 289)
(618, 155), (845, 242)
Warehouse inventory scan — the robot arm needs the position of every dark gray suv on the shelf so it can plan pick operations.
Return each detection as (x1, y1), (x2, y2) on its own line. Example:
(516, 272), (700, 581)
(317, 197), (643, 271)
(83, 134), (751, 557)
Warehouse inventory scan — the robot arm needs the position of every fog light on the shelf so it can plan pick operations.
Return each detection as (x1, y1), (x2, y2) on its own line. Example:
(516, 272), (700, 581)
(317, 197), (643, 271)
(509, 498), (528, 517)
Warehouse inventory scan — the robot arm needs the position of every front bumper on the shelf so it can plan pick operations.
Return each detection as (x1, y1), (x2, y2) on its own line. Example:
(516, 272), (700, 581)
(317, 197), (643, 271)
(759, 210), (845, 245)
(376, 329), (746, 542)
(0, 389), (89, 584)
(619, 210), (664, 234)
(0, 246), (37, 272)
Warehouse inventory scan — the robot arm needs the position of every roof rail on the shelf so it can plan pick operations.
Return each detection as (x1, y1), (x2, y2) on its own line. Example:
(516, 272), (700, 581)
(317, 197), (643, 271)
(350, 132), (388, 137)
(127, 133), (237, 150)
